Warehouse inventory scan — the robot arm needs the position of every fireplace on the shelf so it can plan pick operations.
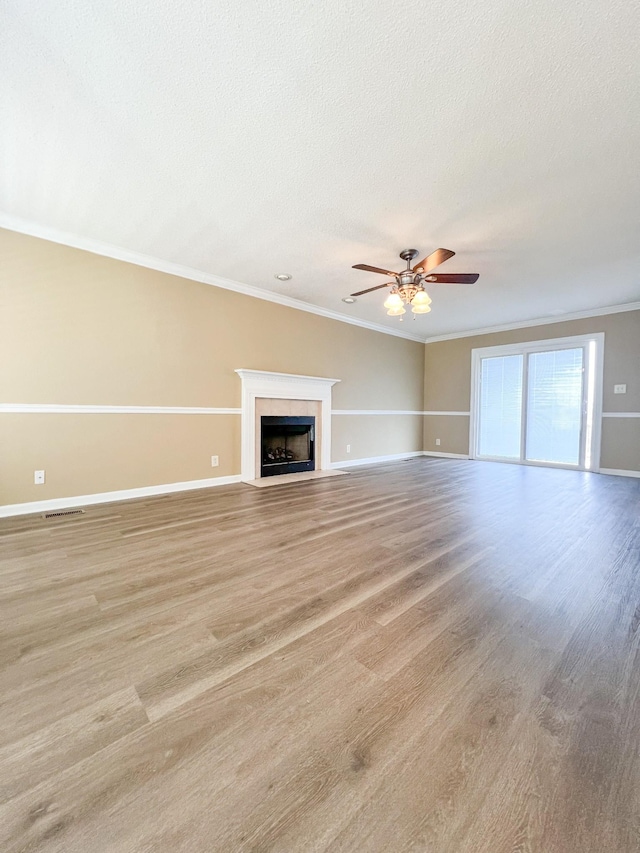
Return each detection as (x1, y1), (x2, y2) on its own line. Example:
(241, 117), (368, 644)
(261, 416), (315, 477)
(235, 370), (340, 481)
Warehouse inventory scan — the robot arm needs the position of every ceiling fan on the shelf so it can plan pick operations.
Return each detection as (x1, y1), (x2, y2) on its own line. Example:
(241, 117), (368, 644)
(351, 248), (479, 318)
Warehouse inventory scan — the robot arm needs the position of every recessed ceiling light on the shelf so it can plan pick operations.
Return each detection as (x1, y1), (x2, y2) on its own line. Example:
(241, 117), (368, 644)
(342, 297), (357, 304)
(274, 273), (292, 281)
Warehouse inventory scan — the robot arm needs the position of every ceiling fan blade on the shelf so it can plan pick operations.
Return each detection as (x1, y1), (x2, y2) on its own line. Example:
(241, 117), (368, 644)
(350, 282), (394, 297)
(413, 248), (455, 274)
(352, 263), (399, 277)
(424, 273), (479, 284)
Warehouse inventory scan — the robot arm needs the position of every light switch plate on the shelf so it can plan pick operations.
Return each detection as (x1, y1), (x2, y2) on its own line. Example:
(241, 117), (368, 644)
(614, 384), (627, 394)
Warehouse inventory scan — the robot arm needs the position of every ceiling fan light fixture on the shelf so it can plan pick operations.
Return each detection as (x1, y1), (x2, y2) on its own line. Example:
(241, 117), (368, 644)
(384, 292), (403, 309)
(411, 289), (432, 306)
(386, 305), (406, 317)
(351, 246), (479, 318)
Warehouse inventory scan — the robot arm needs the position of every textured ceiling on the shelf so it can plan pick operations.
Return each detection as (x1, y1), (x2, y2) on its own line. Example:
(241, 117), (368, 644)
(1, 0), (639, 341)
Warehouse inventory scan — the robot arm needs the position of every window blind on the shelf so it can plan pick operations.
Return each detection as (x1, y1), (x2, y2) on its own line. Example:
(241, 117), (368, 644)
(525, 347), (583, 465)
(477, 354), (523, 459)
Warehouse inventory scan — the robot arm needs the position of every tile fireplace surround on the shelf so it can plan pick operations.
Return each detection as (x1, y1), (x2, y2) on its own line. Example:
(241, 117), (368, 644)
(235, 369), (340, 481)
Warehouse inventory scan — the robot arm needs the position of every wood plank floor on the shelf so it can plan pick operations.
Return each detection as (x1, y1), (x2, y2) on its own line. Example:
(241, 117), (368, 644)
(1, 458), (639, 852)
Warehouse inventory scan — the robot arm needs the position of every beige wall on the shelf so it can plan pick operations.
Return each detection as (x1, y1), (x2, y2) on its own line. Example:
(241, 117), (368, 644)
(0, 413), (241, 498)
(422, 415), (471, 456)
(332, 415), (424, 464)
(423, 311), (640, 469)
(0, 228), (425, 506)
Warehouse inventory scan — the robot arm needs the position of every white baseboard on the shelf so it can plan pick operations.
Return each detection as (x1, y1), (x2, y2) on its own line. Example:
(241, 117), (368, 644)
(330, 451), (424, 469)
(598, 468), (640, 479)
(423, 451), (470, 459)
(0, 474), (243, 518)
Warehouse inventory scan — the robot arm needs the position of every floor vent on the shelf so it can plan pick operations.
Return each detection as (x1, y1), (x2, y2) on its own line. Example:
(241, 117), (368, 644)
(43, 509), (86, 519)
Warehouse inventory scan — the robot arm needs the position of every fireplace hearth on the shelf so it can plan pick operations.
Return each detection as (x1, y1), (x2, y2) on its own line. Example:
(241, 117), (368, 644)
(261, 416), (315, 478)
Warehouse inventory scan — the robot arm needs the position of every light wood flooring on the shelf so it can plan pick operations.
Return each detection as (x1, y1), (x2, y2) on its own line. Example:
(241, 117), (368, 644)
(1, 458), (639, 852)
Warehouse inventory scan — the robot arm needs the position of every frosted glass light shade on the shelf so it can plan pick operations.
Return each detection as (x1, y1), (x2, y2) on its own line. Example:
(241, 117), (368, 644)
(411, 290), (432, 306)
(384, 292), (403, 309)
(387, 305), (406, 316)
(411, 303), (431, 314)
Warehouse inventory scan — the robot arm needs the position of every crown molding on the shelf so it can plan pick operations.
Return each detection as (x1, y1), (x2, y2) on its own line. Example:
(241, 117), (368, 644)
(423, 301), (640, 344)
(0, 213), (425, 344)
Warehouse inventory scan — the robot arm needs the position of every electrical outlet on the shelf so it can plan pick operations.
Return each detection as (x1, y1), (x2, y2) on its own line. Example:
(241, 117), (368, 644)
(211, 455), (219, 467)
(614, 384), (627, 394)
(346, 444), (351, 453)
(34, 470), (45, 485)
(435, 438), (441, 446)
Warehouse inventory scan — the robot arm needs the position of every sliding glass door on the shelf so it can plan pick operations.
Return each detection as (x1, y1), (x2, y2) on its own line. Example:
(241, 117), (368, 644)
(525, 347), (584, 465)
(471, 335), (603, 471)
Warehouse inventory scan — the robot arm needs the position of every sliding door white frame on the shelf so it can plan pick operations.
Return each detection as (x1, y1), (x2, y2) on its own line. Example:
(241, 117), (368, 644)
(469, 333), (605, 472)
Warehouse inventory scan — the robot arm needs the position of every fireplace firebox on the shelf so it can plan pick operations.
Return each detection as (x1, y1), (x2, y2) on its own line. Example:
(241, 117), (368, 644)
(261, 416), (315, 477)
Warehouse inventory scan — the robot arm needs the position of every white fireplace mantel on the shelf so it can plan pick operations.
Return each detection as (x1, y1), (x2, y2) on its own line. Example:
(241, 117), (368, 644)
(235, 369), (340, 481)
